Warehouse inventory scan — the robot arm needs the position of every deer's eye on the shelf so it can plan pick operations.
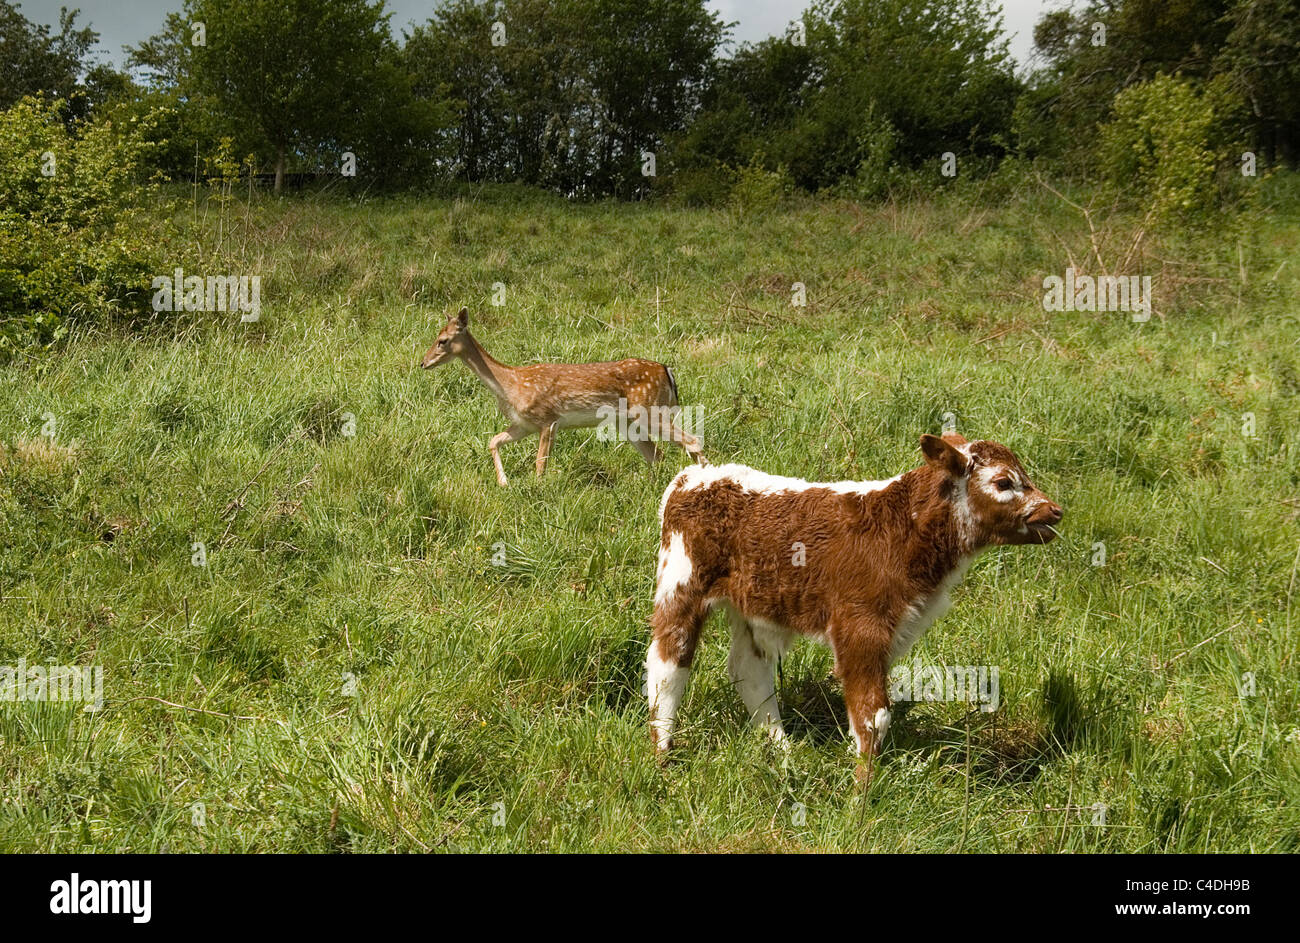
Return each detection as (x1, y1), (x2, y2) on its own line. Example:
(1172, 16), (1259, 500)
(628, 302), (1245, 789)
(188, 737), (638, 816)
(994, 478), (1014, 492)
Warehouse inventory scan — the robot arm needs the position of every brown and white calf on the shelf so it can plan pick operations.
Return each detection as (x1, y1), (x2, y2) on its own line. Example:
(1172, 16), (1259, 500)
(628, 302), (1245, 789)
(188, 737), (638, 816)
(646, 433), (1062, 775)
(422, 308), (706, 485)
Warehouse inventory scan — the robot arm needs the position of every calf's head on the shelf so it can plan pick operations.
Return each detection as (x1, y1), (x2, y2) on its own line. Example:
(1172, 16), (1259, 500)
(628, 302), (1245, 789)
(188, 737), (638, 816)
(421, 307), (470, 369)
(920, 433), (1063, 546)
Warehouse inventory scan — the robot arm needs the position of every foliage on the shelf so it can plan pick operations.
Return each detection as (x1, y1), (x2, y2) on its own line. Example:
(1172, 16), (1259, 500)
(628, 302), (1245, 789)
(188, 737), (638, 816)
(726, 158), (791, 215)
(668, 0), (1019, 194)
(1019, 0), (1299, 173)
(131, 0), (452, 190)
(0, 97), (172, 350)
(405, 0), (725, 197)
(1215, 0), (1300, 167)
(1100, 74), (1220, 224)
(0, 1), (97, 111)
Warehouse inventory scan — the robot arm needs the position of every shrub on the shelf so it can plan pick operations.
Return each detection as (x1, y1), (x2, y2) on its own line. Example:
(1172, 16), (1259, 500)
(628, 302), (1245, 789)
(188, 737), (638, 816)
(1099, 74), (1218, 225)
(662, 164), (736, 208)
(727, 158), (791, 216)
(845, 106), (902, 201)
(0, 97), (173, 352)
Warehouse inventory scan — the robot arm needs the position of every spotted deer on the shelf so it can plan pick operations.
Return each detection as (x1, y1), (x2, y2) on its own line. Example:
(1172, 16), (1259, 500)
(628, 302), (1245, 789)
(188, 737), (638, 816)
(646, 433), (1062, 781)
(421, 308), (706, 485)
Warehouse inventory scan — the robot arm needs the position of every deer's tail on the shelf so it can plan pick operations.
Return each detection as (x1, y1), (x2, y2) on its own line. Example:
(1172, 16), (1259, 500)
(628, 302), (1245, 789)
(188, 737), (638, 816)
(664, 365), (680, 405)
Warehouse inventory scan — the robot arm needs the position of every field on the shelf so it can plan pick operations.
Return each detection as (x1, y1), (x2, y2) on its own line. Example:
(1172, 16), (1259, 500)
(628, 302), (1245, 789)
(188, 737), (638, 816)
(2, 179), (1298, 852)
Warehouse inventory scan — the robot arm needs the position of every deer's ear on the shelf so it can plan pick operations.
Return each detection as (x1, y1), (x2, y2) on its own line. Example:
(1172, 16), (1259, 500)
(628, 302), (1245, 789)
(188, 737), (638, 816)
(921, 434), (971, 477)
(455, 307), (468, 328)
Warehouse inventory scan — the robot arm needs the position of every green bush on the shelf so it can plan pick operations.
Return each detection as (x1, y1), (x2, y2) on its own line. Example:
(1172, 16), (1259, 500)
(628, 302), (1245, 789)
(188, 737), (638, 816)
(0, 97), (173, 352)
(844, 106), (902, 201)
(727, 158), (791, 216)
(1100, 74), (1219, 225)
(661, 164), (736, 208)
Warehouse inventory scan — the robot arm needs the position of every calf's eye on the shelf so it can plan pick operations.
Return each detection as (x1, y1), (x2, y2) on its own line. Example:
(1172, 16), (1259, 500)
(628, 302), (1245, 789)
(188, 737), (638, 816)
(994, 478), (1013, 492)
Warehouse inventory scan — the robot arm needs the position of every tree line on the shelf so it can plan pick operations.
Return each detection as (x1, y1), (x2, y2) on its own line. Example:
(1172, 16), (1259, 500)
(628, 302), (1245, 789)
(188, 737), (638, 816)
(2, 0), (1297, 199)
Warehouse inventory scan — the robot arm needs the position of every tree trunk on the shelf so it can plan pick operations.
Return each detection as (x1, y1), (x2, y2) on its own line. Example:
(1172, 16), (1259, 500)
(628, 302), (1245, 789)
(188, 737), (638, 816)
(274, 144), (286, 194)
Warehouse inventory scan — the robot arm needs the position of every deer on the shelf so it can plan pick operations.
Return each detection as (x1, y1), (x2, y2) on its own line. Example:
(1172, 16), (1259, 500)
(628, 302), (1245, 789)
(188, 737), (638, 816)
(420, 308), (707, 486)
(646, 432), (1062, 783)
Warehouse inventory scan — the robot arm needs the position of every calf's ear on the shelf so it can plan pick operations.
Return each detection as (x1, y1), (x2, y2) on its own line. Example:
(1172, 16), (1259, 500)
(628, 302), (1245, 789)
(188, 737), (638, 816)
(920, 433), (972, 478)
(455, 307), (469, 329)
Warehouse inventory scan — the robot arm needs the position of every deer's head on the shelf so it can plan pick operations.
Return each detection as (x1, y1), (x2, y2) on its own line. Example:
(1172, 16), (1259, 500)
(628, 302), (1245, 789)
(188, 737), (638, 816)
(421, 307), (471, 369)
(920, 433), (1063, 546)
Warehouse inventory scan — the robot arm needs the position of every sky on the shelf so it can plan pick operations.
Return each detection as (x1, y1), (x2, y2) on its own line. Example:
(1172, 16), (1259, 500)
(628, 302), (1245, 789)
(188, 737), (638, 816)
(18, 0), (1056, 74)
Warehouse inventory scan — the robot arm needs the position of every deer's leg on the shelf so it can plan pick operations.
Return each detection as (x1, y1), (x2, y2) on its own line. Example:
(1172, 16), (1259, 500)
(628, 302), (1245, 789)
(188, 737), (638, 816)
(489, 423), (529, 487)
(619, 395), (661, 465)
(631, 437), (661, 465)
(832, 623), (891, 786)
(535, 422), (556, 477)
(726, 606), (787, 746)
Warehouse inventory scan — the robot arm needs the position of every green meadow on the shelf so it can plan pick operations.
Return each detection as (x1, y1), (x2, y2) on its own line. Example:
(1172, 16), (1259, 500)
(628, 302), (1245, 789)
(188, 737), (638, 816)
(2, 179), (1298, 852)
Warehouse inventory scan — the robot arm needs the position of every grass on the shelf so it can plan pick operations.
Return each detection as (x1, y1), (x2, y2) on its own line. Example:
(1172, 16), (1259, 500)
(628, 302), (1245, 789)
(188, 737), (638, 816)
(1, 177), (1298, 852)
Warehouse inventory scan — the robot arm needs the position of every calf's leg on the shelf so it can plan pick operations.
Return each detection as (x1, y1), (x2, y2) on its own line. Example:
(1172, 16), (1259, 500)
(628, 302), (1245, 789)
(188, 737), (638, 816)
(726, 608), (786, 745)
(832, 625), (892, 785)
(646, 636), (692, 755)
(647, 539), (708, 754)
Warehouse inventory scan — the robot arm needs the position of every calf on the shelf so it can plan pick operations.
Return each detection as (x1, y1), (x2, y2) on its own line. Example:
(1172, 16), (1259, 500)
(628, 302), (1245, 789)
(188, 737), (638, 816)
(646, 433), (1062, 777)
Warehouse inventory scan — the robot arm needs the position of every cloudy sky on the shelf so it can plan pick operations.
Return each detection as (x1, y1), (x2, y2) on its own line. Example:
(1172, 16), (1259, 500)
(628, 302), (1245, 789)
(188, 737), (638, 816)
(20, 0), (1055, 73)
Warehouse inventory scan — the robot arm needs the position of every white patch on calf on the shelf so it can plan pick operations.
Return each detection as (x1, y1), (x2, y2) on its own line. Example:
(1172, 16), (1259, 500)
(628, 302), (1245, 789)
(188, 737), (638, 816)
(646, 638), (690, 752)
(654, 531), (693, 606)
(724, 607), (787, 742)
(950, 475), (975, 545)
(872, 707), (891, 750)
(671, 462), (903, 499)
(852, 706), (893, 754)
(748, 616), (796, 659)
(975, 464), (1023, 504)
(888, 555), (976, 664)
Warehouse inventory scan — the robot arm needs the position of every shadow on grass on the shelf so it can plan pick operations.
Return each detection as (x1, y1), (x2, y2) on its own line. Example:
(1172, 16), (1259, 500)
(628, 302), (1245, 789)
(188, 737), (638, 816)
(777, 668), (1130, 786)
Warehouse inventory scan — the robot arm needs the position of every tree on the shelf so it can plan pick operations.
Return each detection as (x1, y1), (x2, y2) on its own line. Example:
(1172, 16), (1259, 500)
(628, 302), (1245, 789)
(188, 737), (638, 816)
(404, 0), (511, 184)
(803, 0), (1020, 187)
(167, 0), (414, 191)
(669, 0), (1019, 195)
(405, 0), (725, 197)
(0, 2), (97, 109)
(1216, 0), (1300, 168)
(1017, 0), (1233, 166)
(577, 0), (727, 197)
